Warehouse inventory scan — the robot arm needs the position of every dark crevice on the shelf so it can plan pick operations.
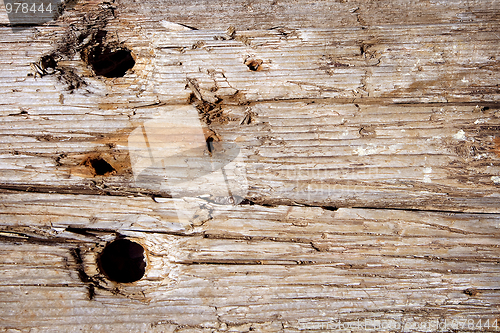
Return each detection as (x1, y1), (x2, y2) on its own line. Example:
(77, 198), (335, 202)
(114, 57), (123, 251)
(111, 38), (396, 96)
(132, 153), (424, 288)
(87, 284), (95, 300)
(65, 226), (199, 237)
(70, 247), (110, 300)
(238, 198), (338, 211)
(310, 242), (322, 252)
(206, 137), (215, 155)
(0, 188), (497, 216)
(238, 198), (273, 207)
(70, 248), (91, 283)
(350, 206), (495, 215)
(0, 230), (88, 245)
(0, 184), (172, 198)
(322, 206), (339, 211)
(65, 227), (102, 238)
(176, 23), (198, 30)
(237, 198), (500, 214)
(65, 226), (121, 236)
(238, 198), (255, 205)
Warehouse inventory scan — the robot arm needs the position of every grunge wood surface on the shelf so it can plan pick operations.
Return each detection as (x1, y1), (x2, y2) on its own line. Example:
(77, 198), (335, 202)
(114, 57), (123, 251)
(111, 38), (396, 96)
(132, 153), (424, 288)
(0, 0), (499, 332)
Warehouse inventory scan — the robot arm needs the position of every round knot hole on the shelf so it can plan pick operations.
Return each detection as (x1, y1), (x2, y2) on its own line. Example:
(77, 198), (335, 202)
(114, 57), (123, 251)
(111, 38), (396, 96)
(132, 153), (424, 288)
(98, 239), (146, 283)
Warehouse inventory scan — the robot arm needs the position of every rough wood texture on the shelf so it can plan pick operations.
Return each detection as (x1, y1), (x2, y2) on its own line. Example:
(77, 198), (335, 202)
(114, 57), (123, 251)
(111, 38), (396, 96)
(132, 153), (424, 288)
(1, 193), (500, 331)
(0, 0), (500, 331)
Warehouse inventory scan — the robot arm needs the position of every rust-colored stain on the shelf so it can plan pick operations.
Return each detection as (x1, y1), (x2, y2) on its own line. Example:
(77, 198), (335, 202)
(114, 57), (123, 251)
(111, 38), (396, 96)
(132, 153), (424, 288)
(71, 152), (131, 178)
(81, 155), (116, 177)
(382, 73), (475, 101)
(98, 103), (120, 110)
(493, 137), (500, 158)
(66, 128), (135, 178)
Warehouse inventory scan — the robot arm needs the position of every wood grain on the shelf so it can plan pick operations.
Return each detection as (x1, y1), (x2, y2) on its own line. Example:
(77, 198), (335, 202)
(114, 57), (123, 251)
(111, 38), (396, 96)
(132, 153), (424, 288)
(1, 0), (500, 331)
(0, 193), (499, 331)
(0, 22), (499, 210)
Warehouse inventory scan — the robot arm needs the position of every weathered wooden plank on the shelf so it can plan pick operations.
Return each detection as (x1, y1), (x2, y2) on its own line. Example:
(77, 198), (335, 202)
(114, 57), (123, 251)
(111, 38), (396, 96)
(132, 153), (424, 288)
(0, 193), (499, 331)
(0, 9), (499, 210)
(83, 0), (500, 30)
(2, 100), (500, 211)
(3, 24), (499, 104)
(1, 0), (500, 331)
(2, 192), (500, 239)
(3, 0), (499, 30)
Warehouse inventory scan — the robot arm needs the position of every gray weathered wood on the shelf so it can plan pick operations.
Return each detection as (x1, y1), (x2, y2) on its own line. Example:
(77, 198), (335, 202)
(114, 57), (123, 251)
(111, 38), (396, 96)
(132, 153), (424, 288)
(1, 193), (499, 331)
(1, 0), (500, 331)
(1, 23), (500, 210)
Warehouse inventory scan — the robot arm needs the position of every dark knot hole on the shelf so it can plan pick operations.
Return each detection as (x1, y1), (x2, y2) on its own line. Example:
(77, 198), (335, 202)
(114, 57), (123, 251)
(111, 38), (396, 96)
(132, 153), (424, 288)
(98, 239), (146, 283)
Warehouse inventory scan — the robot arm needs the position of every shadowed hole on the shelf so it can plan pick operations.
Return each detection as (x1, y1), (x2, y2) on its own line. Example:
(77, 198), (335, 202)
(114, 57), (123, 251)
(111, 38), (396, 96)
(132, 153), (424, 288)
(463, 288), (479, 297)
(245, 59), (263, 71)
(85, 46), (135, 78)
(88, 158), (115, 176)
(206, 137), (215, 155)
(98, 239), (146, 283)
